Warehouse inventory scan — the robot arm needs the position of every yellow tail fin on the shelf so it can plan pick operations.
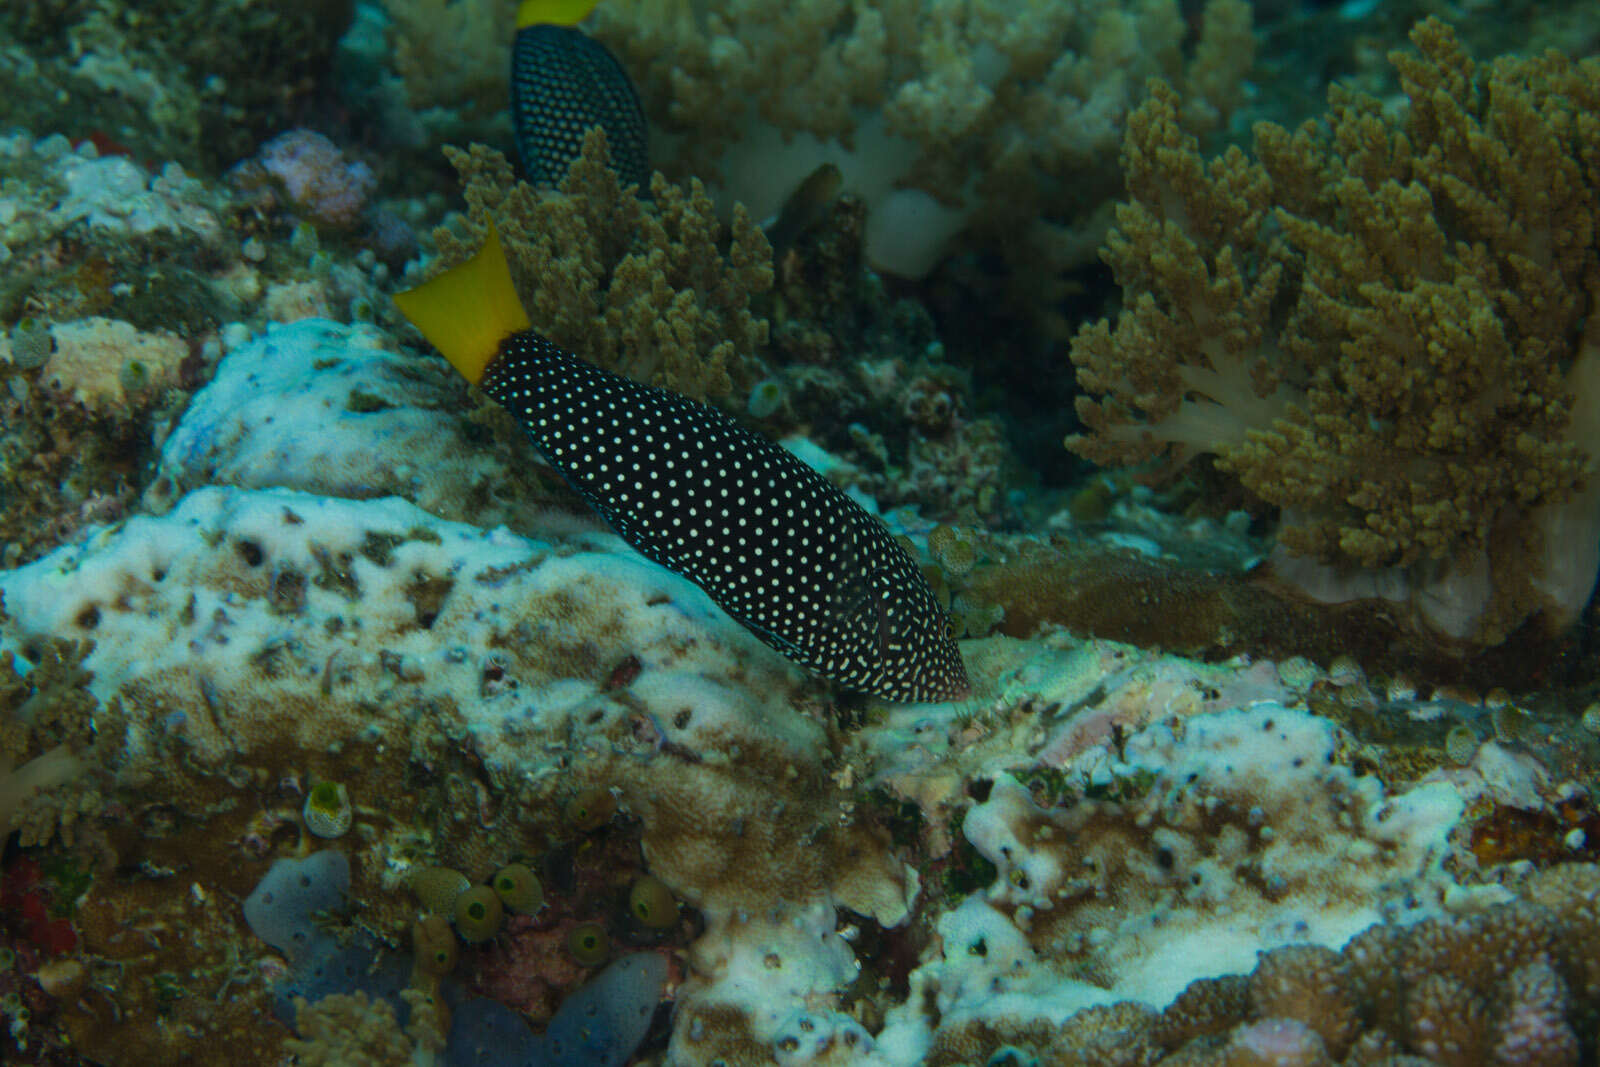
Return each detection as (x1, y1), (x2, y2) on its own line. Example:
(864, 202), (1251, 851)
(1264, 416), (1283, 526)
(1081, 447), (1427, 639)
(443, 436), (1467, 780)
(393, 222), (532, 386)
(517, 0), (600, 29)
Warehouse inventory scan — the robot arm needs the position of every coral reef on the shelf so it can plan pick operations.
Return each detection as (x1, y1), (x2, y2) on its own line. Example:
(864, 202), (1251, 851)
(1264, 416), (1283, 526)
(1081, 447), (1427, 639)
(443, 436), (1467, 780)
(3, 6), (1600, 1067)
(1068, 19), (1600, 646)
(383, 0), (1254, 279)
(427, 129), (772, 402)
(0, 0), (356, 172)
(588, 0), (1255, 279)
(0, 623), (102, 848)
(753, 191), (1018, 524)
(909, 863), (1600, 1067)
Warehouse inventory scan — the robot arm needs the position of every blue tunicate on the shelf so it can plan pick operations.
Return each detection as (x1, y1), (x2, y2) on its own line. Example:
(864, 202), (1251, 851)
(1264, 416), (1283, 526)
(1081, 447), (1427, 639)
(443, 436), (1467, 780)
(243, 851), (410, 1026)
(269, 937), (411, 1025)
(446, 952), (667, 1067)
(446, 998), (541, 1066)
(544, 952), (666, 1066)
(243, 850), (350, 963)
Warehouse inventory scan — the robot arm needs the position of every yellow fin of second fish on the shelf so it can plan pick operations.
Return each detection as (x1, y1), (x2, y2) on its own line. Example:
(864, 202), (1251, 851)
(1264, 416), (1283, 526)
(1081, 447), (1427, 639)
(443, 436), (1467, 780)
(393, 222), (531, 386)
(517, 0), (600, 29)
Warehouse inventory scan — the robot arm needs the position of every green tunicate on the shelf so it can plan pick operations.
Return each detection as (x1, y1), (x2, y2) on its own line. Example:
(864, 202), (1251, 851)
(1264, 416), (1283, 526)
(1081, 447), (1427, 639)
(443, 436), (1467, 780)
(567, 921), (609, 965)
(1582, 702), (1600, 736)
(1444, 724), (1478, 766)
(412, 915), (457, 978)
(410, 866), (471, 914)
(454, 885), (504, 943)
(627, 875), (676, 929)
(119, 359), (151, 394)
(8, 317), (52, 370)
(303, 781), (353, 838)
(746, 377), (785, 419)
(290, 222), (319, 257)
(564, 787), (616, 831)
(491, 863), (543, 914)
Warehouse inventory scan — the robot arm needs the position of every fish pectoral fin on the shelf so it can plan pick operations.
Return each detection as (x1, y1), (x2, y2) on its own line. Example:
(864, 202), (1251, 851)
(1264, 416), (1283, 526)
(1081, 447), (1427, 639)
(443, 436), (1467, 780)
(735, 616), (804, 659)
(832, 569), (893, 660)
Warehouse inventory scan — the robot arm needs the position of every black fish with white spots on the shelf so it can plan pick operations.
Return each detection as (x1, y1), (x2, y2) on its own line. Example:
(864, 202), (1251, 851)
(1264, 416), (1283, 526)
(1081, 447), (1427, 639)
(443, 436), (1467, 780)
(394, 225), (969, 702)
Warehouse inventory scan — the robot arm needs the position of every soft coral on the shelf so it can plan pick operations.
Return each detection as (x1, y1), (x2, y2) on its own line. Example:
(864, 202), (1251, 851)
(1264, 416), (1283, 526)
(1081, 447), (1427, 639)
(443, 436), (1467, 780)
(1068, 20), (1600, 644)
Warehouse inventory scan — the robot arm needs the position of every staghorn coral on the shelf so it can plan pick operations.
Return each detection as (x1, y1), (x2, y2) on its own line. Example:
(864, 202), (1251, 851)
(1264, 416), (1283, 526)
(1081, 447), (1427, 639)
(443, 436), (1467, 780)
(428, 129), (772, 402)
(1068, 18), (1600, 645)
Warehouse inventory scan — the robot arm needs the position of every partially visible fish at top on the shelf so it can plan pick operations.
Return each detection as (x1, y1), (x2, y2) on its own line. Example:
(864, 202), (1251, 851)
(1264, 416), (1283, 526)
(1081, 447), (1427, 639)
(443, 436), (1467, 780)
(393, 225), (971, 703)
(510, 0), (649, 189)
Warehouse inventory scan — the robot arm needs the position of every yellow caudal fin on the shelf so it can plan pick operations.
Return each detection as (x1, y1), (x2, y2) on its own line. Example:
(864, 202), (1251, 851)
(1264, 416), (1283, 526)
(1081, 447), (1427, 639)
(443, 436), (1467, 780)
(393, 221), (531, 385)
(517, 0), (600, 29)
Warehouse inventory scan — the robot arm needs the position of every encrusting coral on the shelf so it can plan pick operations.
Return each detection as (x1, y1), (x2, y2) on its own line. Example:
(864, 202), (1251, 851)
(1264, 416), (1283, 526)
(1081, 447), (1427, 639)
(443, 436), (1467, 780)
(922, 863), (1600, 1067)
(426, 128), (773, 402)
(1068, 18), (1600, 645)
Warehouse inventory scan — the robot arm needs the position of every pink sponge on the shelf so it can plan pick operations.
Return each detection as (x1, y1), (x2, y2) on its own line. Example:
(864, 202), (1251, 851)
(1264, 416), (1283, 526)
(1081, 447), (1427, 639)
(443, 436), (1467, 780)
(258, 129), (375, 228)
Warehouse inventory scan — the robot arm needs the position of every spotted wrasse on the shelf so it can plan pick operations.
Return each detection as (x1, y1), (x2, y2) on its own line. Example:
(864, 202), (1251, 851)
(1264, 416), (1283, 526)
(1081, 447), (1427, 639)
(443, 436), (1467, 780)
(511, 0), (648, 188)
(394, 226), (969, 702)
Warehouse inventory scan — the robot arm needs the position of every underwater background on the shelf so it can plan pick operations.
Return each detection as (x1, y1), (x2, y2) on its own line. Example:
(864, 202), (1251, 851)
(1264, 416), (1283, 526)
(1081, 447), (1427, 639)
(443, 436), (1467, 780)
(2, 0), (1600, 1064)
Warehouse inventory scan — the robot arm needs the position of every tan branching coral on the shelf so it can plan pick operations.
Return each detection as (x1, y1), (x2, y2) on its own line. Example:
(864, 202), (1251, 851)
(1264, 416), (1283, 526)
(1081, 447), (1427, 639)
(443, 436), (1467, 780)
(589, 0), (1253, 193)
(428, 129), (772, 401)
(1069, 18), (1600, 643)
(387, 0), (516, 115)
(284, 992), (442, 1067)
(386, 0), (1252, 280)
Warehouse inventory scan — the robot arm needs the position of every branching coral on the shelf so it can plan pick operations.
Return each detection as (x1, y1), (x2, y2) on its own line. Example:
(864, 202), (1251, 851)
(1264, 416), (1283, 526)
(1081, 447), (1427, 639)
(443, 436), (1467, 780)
(590, 0), (1252, 197)
(386, 0), (516, 117)
(427, 129), (772, 402)
(1068, 18), (1600, 644)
